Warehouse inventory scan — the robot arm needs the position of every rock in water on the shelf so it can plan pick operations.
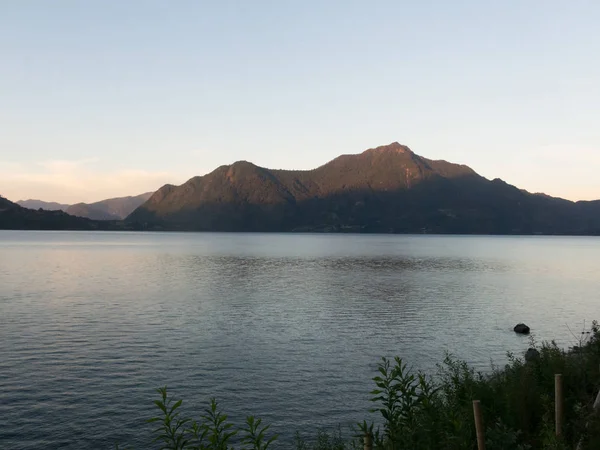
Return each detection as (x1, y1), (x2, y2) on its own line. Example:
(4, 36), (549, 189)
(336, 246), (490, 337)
(514, 323), (531, 334)
(525, 348), (540, 362)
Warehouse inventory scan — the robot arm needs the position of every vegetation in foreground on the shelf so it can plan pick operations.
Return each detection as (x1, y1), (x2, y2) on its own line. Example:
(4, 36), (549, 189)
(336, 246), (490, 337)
(126, 322), (600, 449)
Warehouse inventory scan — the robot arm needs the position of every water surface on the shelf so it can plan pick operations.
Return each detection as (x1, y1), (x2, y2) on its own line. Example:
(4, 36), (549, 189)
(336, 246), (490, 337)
(0, 231), (598, 449)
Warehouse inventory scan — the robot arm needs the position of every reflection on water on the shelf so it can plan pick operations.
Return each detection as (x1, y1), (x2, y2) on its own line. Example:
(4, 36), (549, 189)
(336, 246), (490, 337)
(0, 232), (599, 449)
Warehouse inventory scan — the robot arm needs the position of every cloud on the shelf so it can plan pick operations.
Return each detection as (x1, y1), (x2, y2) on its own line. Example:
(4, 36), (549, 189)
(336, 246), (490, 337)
(0, 158), (184, 204)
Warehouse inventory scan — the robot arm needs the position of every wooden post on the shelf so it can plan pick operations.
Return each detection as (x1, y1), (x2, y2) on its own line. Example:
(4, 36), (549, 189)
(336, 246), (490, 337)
(593, 389), (600, 412)
(555, 374), (564, 438)
(595, 365), (600, 412)
(473, 400), (486, 450)
(363, 432), (373, 450)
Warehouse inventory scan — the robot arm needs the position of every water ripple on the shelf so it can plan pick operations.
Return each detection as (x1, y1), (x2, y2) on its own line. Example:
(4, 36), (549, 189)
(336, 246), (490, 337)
(1, 232), (599, 449)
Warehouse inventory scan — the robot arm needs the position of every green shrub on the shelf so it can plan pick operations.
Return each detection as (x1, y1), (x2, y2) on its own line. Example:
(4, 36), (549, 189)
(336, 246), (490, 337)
(146, 388), (277, 450)
(358, 322), (600, 449)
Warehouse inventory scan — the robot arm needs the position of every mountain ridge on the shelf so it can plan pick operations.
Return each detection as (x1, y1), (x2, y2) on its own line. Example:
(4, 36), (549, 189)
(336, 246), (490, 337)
(65, 192), (153, 220)
(127, 143), (600, 234)
(16, 199), (70, 211)
(1, 195), (119, 230)
(16, 192), (154, 220)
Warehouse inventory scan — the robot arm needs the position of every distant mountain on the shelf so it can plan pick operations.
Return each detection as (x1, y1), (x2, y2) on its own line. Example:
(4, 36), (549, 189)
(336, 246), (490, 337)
(66, 203), (121, 221)
(0, 195), (119, 230)
(65, 192), (153, 220)
(17, 199), (70, 211)
(128, 142), (600, 235)
(13, 192), (154, 221)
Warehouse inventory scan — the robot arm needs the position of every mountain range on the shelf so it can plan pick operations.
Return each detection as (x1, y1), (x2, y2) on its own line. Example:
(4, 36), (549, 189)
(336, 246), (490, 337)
(16, 192), (153, 220)
(16, 199), (70, 211)
(0, 196), (117, 230)
(3, 143), (600, 234)
(127, 142), (600, 234)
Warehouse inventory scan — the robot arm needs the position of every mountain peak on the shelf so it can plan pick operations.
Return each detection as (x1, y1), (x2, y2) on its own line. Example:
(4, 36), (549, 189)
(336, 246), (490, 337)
(231, 160), (255, 167)
(364, 142), (413, 155)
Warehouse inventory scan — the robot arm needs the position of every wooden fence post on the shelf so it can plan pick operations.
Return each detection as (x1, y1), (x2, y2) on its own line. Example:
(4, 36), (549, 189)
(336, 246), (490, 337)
(473, 400), (486, 450)
(593, 364), (600, 412)
(363, 432), (373, 450)
(596, 364), (600, 411)
(555, 374), (564, 438)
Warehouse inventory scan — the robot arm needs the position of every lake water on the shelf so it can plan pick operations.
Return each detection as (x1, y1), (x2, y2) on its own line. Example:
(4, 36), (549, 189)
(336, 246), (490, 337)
(0, 231), (599, 449)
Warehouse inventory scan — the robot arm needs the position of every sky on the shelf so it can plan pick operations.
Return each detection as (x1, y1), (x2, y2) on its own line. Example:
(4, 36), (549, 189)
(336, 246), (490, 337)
(1, 1), (599, 204)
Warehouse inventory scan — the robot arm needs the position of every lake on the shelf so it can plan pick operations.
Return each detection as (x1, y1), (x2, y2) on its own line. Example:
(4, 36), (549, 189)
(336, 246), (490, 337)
(0, 231), (598, 449)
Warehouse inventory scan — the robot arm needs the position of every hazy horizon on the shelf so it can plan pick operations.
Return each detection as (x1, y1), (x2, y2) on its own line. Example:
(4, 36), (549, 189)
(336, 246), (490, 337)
(4, 142), (600, 205)
(1, 1), (599, 204)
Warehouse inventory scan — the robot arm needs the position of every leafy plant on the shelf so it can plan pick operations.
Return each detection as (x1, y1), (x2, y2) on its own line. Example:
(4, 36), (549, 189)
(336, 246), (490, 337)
(198, 398), (237, 449)
(241, 416), (278, 450)
(148, 386), (190, 450)
(145, 389), (276, 450)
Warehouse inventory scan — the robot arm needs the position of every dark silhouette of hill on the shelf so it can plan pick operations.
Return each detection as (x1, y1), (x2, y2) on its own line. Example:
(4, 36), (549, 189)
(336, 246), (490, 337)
(0, 195), (122, 230)
(127, 142), (600, 234)
(16, 199), (70, 211)
(66, 192), (153, 220)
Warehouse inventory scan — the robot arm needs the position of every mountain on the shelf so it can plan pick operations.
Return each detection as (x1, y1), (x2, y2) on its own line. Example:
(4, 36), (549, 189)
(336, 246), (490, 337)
(127, 142), (600, 234)
(66, 203), (121, 220)
(15, 192), (153, 220)
(0, 195), (119, 230)
(17, 199), (70, 211)
(65, 192), (154, 220)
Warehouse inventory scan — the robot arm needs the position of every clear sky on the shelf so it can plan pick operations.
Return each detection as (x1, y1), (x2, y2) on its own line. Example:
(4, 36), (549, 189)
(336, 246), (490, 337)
(1, 1), (599, 204)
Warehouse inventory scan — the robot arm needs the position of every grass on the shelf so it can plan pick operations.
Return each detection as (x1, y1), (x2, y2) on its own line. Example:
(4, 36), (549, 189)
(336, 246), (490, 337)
(122, 321), (600, 449)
